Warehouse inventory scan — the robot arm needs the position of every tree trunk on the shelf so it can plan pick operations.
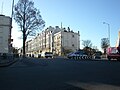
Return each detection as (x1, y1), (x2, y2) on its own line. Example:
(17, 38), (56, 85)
(23, 10), (26, 57)
(23, 30), (26, 57)
(104, 48), (106, 55)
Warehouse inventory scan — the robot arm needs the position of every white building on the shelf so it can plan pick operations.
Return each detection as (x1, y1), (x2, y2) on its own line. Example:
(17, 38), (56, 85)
(26, 26), (80, 56)
(26, 26), (60, 56)
(0, 15), (12, 53)
(54, 29), (80, 56)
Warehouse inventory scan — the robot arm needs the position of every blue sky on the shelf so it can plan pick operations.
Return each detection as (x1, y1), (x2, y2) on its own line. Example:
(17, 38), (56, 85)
(1, 0), (120, 51)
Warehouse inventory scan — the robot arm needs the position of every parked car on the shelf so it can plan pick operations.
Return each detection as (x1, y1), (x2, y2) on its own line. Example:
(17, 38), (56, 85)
(67, 51), (88, 59)
(41, 52), (53, 58)
(93, 52), (102, 59)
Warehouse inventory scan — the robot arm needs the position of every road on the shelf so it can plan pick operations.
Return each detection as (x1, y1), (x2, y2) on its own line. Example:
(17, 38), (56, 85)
(0, 58), (120, 90)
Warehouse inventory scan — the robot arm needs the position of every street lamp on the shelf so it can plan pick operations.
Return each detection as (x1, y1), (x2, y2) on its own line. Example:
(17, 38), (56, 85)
(103, 22), (110, 47)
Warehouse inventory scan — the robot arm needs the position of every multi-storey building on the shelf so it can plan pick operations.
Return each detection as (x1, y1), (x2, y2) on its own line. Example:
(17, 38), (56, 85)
(0, 15), (12, 53)
(26, 26), (60, 56)
(26, 26), (80, 56)
(54, 29), (80, 56)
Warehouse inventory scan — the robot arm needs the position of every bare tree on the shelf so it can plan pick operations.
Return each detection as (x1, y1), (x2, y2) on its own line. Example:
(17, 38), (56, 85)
(82, 40), (92, 56)
(13, 0), (45, 56)
(82, 40), (92, 48)
(101, 38), (109, 54)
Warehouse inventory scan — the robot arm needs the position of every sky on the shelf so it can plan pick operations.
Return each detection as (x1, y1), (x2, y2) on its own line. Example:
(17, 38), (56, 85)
(1, 0), (120, 51)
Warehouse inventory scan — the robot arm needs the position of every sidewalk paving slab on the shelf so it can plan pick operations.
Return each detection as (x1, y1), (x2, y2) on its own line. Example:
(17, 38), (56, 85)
(0, 58), (18, 67)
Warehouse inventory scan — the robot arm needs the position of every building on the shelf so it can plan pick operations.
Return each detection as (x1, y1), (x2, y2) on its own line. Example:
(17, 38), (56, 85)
(54, 29), (80, 56)
(26, 26), (60, 56)
(26, 26), (80, 56)
(0, 15), (13, 53)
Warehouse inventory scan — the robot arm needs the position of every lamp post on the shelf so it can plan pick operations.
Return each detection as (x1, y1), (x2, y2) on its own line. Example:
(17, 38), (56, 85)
(103, 22), (110, 47)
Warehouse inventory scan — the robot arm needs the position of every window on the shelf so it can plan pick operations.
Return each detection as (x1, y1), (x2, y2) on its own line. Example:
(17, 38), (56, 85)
(72, 44), (74, 47)
(72, 35), (74, 37)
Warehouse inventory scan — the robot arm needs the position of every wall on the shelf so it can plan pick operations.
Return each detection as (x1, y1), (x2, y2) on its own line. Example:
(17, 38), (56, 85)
(0, 15), (11, 53)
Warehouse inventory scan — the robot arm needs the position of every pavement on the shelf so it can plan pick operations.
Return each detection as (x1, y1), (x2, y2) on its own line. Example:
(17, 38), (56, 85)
(0, 56), (65, 67)
(0, 57), (18, 67)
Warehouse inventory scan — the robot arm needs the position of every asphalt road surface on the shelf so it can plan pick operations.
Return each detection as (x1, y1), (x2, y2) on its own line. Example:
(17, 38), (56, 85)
(0, 58), (120, 90)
